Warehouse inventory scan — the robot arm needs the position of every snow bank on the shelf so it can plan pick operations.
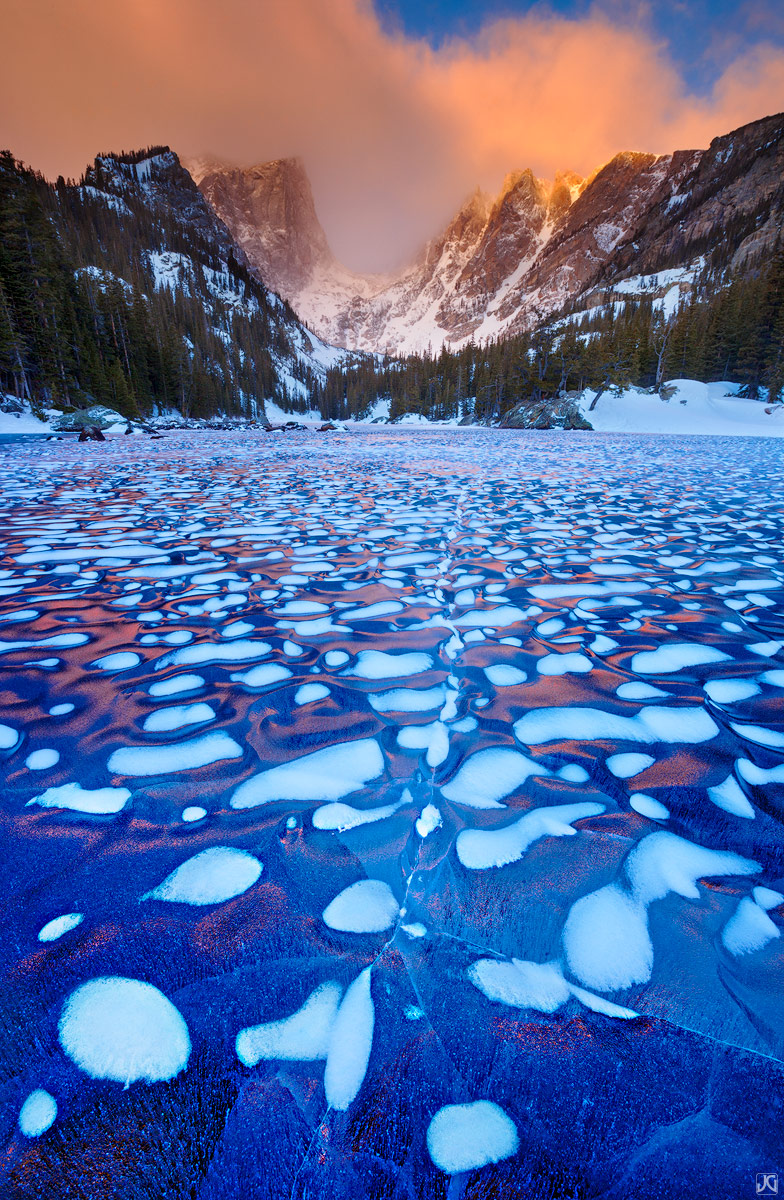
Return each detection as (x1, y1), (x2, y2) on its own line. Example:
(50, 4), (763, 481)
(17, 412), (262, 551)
(580, 381), (784, 437)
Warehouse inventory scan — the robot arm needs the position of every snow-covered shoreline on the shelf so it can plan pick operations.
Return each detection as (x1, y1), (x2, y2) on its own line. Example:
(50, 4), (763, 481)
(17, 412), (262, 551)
(2, 378), (782, 439)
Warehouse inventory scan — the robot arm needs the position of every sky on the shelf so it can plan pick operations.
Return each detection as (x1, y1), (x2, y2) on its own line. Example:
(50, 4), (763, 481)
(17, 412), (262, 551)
(2, 0), (784, 272)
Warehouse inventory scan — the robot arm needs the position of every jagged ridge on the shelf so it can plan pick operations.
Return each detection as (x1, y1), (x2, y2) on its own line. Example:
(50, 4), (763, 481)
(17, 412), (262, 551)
(191, 113), (784, 355)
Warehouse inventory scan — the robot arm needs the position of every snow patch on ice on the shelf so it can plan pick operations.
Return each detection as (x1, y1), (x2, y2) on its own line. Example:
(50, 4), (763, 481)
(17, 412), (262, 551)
(427, 1101), (519, 1174)
(323, 879), (399, 933)
(58, 977), (191, 1084)
(145, 847), (262, 905)
(236, 981), (342, 1065)
(231, 738), (384, 808)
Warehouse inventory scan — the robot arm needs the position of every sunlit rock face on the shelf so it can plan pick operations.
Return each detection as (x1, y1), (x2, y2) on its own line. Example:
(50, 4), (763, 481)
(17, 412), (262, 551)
(196, 112), (784, 355)
(1, 427), (783, 1197)
(198, 157), (338, 297)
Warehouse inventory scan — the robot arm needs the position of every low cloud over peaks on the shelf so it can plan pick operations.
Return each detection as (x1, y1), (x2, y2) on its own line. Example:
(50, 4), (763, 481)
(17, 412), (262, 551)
(3, 0), (784, 271)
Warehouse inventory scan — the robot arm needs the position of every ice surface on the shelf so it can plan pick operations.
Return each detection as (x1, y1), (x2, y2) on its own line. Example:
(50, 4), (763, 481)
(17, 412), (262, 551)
(427, 1101), (519, 1174)
(145, 847), (262, 905)
(322, 879), (399, 932)
(2, 429), (784, 1194)
(58, 977), (191, 1084)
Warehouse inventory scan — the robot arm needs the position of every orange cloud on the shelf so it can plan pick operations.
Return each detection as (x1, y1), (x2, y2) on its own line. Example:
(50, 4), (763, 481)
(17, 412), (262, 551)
(1, 0), (783, 270)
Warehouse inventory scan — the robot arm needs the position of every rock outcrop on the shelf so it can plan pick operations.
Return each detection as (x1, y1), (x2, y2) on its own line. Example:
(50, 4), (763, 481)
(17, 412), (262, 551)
(501, 394), (592, 430)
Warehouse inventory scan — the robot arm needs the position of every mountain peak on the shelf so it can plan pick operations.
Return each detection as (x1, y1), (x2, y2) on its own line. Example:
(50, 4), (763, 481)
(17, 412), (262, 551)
(196, 155), (337, 295)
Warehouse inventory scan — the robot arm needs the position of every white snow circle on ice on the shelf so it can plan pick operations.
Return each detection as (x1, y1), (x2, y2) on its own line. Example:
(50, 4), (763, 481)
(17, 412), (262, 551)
(58, 977), (191, 1084)
(427, 1100), (519, 1174)
(323, 879), (399, 933)
(18, 1089), (57, 1137)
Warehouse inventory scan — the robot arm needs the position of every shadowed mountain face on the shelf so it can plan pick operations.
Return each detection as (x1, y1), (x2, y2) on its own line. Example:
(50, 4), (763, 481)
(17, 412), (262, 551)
(191, 112), (784, 355)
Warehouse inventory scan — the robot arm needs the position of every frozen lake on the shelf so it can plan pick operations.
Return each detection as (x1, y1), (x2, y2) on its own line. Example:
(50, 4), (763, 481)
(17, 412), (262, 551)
(1, 427), (783, 1198)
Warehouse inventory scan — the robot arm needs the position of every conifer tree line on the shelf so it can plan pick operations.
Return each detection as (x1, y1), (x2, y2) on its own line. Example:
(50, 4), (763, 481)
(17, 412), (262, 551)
(0, 149), (320, 418)
(1, 145), (783, 425)
(311, 244), (784, 422)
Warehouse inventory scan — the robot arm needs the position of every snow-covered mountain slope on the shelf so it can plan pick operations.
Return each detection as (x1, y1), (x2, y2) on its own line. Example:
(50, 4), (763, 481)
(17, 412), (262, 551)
(77, 148), (356, 409)
(194, 112), (784, 355)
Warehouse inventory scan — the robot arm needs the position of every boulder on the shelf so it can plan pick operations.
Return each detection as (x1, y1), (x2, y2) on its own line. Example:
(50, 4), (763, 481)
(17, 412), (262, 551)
(53, 405), (125, 432)
(0, 395), (26, 414)
(501, 395), (593, 430)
